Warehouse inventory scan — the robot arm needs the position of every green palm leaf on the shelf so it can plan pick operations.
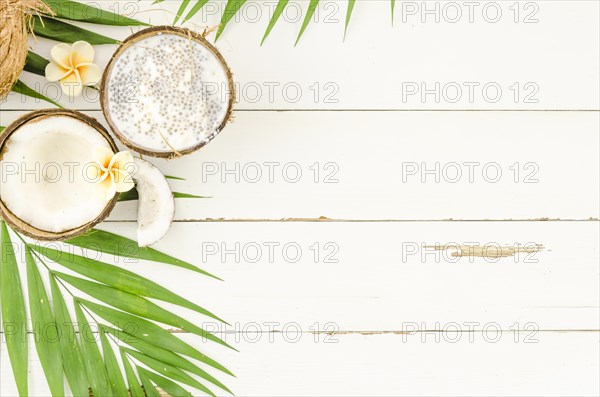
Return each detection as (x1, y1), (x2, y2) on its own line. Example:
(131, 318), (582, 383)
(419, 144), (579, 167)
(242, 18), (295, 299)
(141, 369), (194, 397)
(2, 221), (233, 395)
(30, 245), (224, 322)
(174, 0), (191, 24)
(99, 330), (129, 396)
(216, 0), (248, 41)
(121, 351), (145, 397)
(118, 188), (209, 202)
(11, 80), (62, 107)
(55, 272), (228, 345)
(0, 222), (28, 397)
(295, 0), (320, 46)
(183, 0), (210, 23)
(165, 175), (186, 181)
(24, 51), (50, 76)
(25, 248), (64, 397)
(137, 367), (162, 397)
(345, 0), (356, 39)
(391, 0), (396, 24)
(74, 303), (113, 396)
(124, 348), (215, 396)
(261, 0), (289, 45)
(64, 229), (221, 279)
(103, 325), (235, 387)
(33, 17), (118, 44)
(49, 276), (89, 397)
(80, 299), (237, 360)
(46, 0), (149, 26)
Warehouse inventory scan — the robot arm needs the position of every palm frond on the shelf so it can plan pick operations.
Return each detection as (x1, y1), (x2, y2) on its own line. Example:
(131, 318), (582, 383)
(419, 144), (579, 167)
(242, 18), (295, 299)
(24, 51), (49, 76)
(1, 220), (233, 396)
(118, 188), (210, 202)
(63, 229), (221, 279)
(345, 0), (356, 39)
(11, 80), (62, 107)
(182, 0), (211, 24)
(103, 325), (234, 393)
(74, 302), (114, 396)
(99, 330), (129, 396)
(30, 245), (222, 321)
(215, 0), (248, 41)
(121, 351), (146, 397)
(261, 0), (289, 45)
(124, 348), (216, 396)
(49, 276), (89, 396)
(174, 0), (192, 24)
(26, 248), (64, 396)
(33, 16), (118, 44)
(140, 368), (195, 397)
(295, 0), (320, 46)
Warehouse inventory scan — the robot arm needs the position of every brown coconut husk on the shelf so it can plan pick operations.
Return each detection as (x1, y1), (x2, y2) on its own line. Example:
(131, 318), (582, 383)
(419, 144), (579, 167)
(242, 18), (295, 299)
(0, 0), (53, 100)
(0, 109), (120, 241)
(100, 25), (236, 159)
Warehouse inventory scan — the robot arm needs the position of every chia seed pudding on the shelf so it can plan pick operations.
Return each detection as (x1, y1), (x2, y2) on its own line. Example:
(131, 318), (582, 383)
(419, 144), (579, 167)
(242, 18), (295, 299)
(104, 31), (231, 155)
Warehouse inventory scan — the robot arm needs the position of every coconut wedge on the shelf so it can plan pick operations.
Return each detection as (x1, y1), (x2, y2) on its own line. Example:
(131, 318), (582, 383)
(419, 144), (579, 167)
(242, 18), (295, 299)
(0, 109), (119, 241)
(101, 26), (235, 158)
(131, 158), (174, 247)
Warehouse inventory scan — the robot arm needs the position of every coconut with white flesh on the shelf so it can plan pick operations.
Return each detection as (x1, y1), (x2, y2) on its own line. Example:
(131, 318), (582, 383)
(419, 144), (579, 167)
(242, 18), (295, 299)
(101, 26), (235, 158)
(132, 157), (174, 247)
(0, 110), (119, 240)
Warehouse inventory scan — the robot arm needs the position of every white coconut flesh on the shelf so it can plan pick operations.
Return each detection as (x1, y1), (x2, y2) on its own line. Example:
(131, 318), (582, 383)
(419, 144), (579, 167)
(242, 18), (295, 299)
(132, 158), (174, 247)
(0, 116), (113, 233)
(105, 32), (230, 154)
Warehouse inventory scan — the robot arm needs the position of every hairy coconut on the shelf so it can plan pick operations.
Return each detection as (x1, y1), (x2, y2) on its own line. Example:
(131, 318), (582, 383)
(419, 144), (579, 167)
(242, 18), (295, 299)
(0, 0), (53, 99)
(100, 26), (235, 159)
(0, 109), (119, 241)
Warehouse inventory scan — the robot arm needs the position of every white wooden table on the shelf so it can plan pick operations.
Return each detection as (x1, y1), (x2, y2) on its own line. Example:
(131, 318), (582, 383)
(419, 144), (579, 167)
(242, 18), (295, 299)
(1, 1), (599, 395)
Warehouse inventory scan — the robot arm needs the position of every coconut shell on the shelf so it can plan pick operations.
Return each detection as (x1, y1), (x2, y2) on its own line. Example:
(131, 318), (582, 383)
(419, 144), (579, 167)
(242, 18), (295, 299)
(0, 109), (119, 241)
(100, 25), (236, 159)
(0, 0), (53, 100)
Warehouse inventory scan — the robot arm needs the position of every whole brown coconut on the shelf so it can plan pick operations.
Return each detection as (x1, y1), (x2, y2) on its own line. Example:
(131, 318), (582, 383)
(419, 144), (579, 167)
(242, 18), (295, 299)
(0, 0), (53, 99)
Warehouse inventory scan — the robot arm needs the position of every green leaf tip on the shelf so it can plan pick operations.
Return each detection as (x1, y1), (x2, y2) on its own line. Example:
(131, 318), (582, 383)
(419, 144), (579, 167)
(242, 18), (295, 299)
(295, 0), (320, 46)
(216, 0), (248, 41)
(64, 228), (223, 280)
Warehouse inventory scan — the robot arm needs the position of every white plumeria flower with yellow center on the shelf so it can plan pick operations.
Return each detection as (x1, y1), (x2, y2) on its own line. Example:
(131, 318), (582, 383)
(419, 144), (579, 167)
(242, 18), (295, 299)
(91, 148), (135, 200)
(45, 41), (101, 97)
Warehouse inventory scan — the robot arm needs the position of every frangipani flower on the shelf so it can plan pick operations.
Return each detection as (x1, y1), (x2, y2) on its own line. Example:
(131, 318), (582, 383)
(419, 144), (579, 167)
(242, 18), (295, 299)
(91, 147), (135, 200)
(45, 41), (101, 97)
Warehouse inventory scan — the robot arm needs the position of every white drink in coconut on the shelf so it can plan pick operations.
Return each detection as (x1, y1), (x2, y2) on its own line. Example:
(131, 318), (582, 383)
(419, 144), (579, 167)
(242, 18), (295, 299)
(102, 27), (234, 157)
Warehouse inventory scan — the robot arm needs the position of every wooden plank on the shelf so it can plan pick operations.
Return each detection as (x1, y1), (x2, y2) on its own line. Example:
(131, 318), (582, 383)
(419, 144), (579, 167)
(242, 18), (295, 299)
(16, 221), (598, 331)
(3, 331), (599, 396)
(2, 110), (598, 221)
(0, 1), (598, 110)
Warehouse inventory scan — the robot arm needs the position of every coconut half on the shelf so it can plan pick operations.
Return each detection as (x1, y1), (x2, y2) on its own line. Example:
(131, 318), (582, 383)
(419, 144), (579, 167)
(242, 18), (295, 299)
(131, 158), (174, 247)
(0, 109), (119, 240)
(100, 26), (235, 158)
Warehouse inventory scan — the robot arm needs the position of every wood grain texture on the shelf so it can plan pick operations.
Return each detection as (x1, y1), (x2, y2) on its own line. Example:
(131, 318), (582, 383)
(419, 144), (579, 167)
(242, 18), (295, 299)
(3, 332), (599, 396)
(2, 110), (598, 221)
(0, 0), (598, 396)
(3, 221), (595, 332)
